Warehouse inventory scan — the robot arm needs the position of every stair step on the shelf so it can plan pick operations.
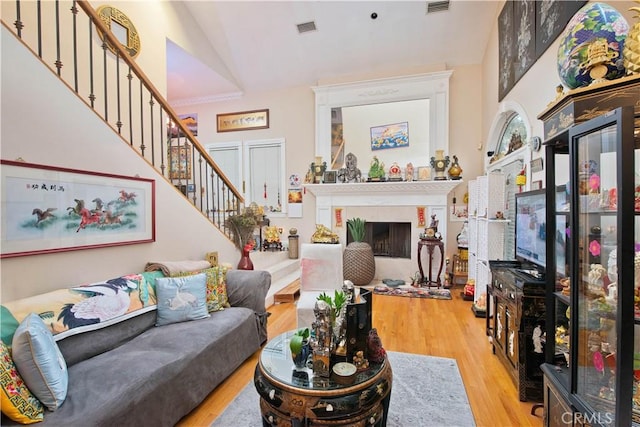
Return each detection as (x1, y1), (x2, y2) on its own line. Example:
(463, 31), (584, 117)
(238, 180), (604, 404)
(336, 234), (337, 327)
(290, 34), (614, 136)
(273, 279), (300, 304)
(266, 270), (300, 308)
(266, 259), (300, 283)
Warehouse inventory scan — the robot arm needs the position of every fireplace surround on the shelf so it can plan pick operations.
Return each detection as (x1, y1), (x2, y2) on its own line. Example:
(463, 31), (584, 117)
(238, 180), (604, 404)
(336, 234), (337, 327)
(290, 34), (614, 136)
(305, 180), (461, 281)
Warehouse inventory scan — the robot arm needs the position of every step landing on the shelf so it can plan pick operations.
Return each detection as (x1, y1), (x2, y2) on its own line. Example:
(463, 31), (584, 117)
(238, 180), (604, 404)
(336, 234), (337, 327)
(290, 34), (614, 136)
(249, 251), (300, 307)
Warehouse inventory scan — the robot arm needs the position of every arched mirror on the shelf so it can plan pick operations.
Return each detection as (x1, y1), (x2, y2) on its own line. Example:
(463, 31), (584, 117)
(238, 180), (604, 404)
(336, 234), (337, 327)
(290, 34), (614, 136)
(486, 101), (533, 260)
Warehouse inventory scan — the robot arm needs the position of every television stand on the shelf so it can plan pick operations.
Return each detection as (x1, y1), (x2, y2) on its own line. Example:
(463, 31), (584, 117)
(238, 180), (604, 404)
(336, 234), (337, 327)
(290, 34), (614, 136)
(487, 260), (546, 402)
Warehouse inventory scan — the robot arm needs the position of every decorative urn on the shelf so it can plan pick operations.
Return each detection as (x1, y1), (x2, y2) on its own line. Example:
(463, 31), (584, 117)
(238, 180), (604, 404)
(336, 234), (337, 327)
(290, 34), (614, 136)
(430, 149), (450, 181)
(557, 2), (629, 89)
(447, 155), (462, 180)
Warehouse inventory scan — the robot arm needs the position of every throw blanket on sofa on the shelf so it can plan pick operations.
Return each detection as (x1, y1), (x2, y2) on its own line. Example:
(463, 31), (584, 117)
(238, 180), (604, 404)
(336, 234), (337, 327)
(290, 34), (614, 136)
(1, 271), (164, 345)
(144, 260), (212, 276)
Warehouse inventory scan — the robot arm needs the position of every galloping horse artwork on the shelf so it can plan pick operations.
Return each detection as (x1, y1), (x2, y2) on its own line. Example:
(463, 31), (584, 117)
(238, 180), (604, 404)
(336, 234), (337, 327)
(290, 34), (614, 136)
(1, 161), (154, 258)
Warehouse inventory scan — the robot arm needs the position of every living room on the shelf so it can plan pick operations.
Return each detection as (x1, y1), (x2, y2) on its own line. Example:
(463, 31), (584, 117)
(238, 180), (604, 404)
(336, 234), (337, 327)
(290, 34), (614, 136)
(2, 0), (639, 426)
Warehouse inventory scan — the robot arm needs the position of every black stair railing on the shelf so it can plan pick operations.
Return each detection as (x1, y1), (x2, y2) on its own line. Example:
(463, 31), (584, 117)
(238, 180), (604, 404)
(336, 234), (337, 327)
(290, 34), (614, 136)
(1, 0), (243, 240)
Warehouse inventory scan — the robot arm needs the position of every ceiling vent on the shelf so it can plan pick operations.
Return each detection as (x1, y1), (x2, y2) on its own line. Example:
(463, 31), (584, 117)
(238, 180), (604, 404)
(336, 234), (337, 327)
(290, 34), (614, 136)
(297, 21), (317, 34)
(426, 1), (450, 14)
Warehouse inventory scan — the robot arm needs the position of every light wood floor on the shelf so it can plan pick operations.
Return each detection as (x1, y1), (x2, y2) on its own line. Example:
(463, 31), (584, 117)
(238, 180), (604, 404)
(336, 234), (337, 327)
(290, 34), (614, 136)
(177, 287), (544, 427)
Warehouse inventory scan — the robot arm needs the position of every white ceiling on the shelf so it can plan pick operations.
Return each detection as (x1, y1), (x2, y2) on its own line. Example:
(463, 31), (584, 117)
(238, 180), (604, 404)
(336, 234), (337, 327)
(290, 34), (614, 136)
(166, 1), (500, 105)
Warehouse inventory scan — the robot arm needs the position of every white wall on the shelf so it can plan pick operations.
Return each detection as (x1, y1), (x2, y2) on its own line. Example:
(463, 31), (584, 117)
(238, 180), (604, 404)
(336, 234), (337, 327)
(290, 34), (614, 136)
(1, 26), (236, 302)
(176, 63), (484, 259)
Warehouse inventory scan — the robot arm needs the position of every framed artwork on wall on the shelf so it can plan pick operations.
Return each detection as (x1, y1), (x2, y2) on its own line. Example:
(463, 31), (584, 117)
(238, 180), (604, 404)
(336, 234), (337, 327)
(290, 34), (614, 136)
(0, 160), (155, 258)
(370, 122), (409, 151)
(499, 0), (587, 101)
(168, 145), (191, 180)
(216, 109), (269, 133)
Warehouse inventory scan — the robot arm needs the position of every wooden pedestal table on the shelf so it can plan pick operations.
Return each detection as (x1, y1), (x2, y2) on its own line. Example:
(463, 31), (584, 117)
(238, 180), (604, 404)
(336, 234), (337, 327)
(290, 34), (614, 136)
(255, 330), (393, 426)
(417, 238), (445, 287)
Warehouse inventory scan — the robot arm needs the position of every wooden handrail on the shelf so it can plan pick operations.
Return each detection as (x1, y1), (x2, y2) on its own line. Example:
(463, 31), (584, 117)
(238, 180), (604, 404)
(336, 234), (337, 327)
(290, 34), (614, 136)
(2, 0), (246, 240)
(77, 1), (241, 201)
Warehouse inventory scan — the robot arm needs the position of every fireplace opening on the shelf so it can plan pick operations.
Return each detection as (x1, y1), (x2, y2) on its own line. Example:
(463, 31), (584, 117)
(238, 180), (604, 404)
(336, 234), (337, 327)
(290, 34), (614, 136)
(347, 222), (411, 258)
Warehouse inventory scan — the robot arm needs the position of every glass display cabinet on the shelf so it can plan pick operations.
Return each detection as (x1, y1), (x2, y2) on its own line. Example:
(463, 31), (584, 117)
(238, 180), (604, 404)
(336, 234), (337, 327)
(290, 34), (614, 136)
(540, 104), (638, 426)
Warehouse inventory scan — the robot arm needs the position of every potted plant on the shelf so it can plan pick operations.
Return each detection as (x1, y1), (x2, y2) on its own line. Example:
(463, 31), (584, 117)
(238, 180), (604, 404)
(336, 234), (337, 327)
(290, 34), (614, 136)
(289, 327), (310, 369)
(225, 206), (262, 269)
(343, 218), (375, 285)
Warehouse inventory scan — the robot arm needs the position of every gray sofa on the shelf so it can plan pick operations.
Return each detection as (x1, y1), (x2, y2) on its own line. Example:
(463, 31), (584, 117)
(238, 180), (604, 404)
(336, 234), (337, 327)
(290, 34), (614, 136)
(3, 269), (271, 427)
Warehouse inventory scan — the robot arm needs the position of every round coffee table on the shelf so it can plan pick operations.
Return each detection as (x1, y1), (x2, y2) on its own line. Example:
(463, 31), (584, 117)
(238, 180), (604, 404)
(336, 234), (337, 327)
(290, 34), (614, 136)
(254, 330), (392, 426)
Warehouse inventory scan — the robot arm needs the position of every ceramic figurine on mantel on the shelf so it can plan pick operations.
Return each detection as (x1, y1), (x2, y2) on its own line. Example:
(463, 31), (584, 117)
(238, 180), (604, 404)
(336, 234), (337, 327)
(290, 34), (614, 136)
(367, 156), (386, 181)
(310, 156), (327, 184)
(448, 155), (463, 180)
(405, 162), (414, 181)
(337, 152), (362, 183)
(430, 149), (450, 180)
(387, 162), (402, 181)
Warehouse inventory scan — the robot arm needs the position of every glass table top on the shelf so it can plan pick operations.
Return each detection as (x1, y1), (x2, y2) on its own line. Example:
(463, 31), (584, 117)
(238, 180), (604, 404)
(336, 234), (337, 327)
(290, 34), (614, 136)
(259, 330), (385, 391)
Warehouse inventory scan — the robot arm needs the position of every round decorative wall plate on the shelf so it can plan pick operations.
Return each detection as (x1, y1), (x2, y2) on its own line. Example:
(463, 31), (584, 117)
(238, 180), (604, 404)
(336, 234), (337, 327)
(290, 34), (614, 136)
(96, 5), (141, 59)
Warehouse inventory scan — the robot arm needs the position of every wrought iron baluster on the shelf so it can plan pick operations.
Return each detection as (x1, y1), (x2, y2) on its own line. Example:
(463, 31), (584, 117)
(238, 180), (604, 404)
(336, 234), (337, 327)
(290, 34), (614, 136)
(115, 51), (122, 134)
(54, 0), (62, 75)
(127, 67), (133, 145)
(71, 1), (78, 92)
(88, 18), (95, 107)
(14, 0), (23, 38)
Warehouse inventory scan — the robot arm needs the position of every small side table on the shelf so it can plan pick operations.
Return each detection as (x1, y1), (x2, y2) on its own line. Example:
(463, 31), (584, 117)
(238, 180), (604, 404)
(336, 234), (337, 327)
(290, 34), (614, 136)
(417, 239), (445, 287)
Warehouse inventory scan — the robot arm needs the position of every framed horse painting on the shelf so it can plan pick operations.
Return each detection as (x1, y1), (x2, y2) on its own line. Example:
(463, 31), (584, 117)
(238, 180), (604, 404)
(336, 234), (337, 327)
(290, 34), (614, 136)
(0, 160), (155, 258)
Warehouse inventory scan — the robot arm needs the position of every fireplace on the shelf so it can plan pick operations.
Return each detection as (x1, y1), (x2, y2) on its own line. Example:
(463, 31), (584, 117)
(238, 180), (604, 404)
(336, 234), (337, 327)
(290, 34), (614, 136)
(347, 222), (411, 258)
(305, 180), (462, 280)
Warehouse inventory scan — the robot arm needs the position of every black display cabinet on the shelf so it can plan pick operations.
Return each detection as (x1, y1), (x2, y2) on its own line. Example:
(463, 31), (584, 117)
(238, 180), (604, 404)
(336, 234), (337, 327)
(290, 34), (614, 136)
(538, 74), (640, 427)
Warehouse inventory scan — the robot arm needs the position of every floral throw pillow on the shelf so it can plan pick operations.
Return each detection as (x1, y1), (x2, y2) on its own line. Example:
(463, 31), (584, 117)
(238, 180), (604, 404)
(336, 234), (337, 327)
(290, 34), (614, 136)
(0, 340), (44, 424)
(174, 266), (230, 312)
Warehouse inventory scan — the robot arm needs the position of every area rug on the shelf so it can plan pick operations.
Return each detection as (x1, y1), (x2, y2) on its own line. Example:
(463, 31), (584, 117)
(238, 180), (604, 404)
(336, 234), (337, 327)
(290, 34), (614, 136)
(211, 351), (475, 427)
(372, 285), (452, 300)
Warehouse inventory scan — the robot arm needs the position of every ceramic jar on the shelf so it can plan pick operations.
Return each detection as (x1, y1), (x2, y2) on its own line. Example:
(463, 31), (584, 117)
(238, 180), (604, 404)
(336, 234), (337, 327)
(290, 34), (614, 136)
(557, 2), (629, 89)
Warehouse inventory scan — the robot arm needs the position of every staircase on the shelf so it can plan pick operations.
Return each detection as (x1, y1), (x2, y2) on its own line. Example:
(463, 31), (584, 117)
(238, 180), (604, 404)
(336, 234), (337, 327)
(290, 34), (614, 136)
(1, 0), (243, 241)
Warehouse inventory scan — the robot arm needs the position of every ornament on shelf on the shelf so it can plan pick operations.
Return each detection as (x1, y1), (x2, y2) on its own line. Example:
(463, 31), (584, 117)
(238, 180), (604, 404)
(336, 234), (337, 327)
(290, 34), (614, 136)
(430, 149), (450, 181)
(557, 2), (629, 89)
(447, 155), (462, 180)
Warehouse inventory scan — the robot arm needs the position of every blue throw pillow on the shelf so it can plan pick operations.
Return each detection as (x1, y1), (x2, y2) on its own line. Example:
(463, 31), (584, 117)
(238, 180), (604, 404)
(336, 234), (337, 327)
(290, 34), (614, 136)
(155, 273), (209, 326)
(11, 313), (68, 411)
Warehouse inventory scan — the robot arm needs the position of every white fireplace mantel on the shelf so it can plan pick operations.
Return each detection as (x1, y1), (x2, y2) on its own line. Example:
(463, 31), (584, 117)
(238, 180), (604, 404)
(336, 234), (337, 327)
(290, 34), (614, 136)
(305, 180), (462, 228)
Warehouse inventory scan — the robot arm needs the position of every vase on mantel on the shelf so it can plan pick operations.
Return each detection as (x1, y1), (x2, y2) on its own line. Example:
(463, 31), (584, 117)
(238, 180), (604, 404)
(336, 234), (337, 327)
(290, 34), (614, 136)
(237, 244), (254, 270)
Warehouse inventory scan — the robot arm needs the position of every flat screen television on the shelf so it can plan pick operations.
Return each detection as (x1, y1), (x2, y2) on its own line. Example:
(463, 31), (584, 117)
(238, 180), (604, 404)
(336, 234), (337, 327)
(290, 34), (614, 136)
(514, 189), (547, 271)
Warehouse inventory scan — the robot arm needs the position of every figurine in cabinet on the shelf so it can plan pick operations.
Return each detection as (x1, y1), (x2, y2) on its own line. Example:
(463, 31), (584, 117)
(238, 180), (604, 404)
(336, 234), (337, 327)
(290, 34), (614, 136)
(587, 263), (607, 297)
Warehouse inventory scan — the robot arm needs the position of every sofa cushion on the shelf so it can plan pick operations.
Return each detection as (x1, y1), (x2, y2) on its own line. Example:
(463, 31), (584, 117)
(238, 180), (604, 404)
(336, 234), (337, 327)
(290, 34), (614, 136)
(155, 274), (209, 326)
(0, 272), (162, 345)
(174, 266), (230, 312)
(0, 340), (44, 424)
(11, 313), (68, 411)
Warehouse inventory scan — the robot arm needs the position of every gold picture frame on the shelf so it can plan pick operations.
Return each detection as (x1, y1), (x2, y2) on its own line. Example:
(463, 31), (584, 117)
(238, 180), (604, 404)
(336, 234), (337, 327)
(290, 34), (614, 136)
(216, 109), (269, 133)
(417, 166), (432, 181)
